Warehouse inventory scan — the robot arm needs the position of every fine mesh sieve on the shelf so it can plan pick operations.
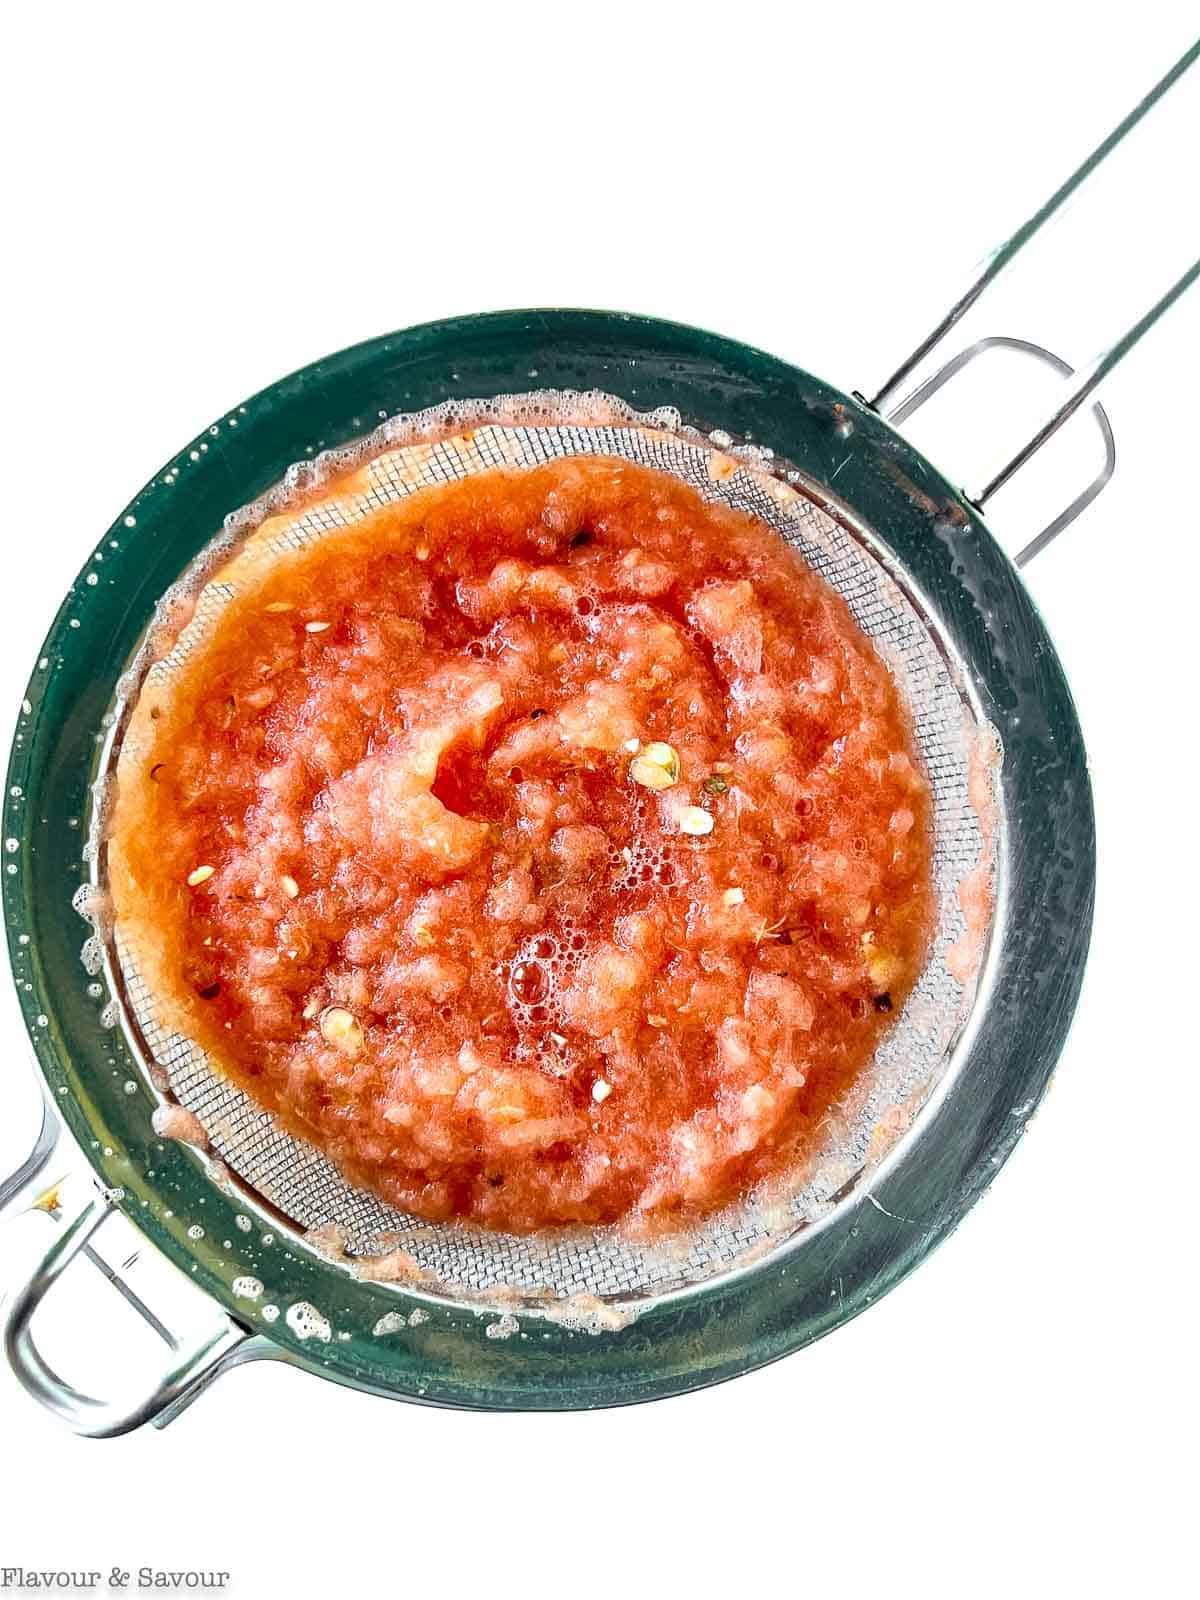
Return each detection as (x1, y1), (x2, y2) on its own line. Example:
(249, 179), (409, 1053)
(12, 41), (1191, 1429)
(91, 391), (995, 1309)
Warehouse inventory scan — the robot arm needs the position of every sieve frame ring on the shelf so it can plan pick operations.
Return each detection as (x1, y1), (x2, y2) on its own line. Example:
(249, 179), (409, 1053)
(2, 310), (1094, 1413)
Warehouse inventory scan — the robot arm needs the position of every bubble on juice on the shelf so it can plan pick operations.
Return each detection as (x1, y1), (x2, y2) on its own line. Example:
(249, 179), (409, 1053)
(505, 928), (597, 1077)
(373, 1310), (408, 1336)
(611, 827), (670, 895)
(510, 957), (549, 1007)
(286, 1301), (332, 1342)
(508, 928), (573, 1024)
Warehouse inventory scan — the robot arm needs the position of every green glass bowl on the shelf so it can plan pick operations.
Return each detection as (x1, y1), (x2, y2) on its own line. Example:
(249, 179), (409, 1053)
(2, 310), (1093, 1421)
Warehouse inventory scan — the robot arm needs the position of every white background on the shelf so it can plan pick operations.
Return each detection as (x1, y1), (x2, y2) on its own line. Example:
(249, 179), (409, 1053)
(1, 4), (1196, 1596)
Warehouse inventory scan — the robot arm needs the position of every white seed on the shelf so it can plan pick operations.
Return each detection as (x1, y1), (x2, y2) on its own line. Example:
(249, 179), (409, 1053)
(722, 886), (745, 906)
(305, 620), (331, 633)
(629, 740), (680, 791)
(631, 746), (681, 795)
(320, 1006), (363, 1055)
(622, 737), (641, 753)
(302, 996), (321, 1020)
(592, 1079), (612, 1103)
(280, 874), (300, 898)
(678, 807), (714, 836)
(187, 864), (215, 886)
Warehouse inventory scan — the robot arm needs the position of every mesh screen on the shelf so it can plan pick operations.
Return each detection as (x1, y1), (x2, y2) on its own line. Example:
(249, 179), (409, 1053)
(96, 393), (994, 1308)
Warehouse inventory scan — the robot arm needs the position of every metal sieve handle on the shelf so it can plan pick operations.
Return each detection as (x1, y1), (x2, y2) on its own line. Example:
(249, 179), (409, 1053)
(2, 1187), (251, 1437)
(884, 336), (1117, 566)
(864, 37), (1200, 549)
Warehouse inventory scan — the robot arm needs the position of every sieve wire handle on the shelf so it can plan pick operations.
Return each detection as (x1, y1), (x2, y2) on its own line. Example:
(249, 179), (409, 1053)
(869, 39), (1200, 414)
(2, 1187), (250, 1437)
(885, 336), (1116, 567)
(864, 37), (1200, 552)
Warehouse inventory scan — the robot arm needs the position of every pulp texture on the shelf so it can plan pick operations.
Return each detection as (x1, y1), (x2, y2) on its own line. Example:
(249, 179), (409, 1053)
(110, 456), (933, 1231)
